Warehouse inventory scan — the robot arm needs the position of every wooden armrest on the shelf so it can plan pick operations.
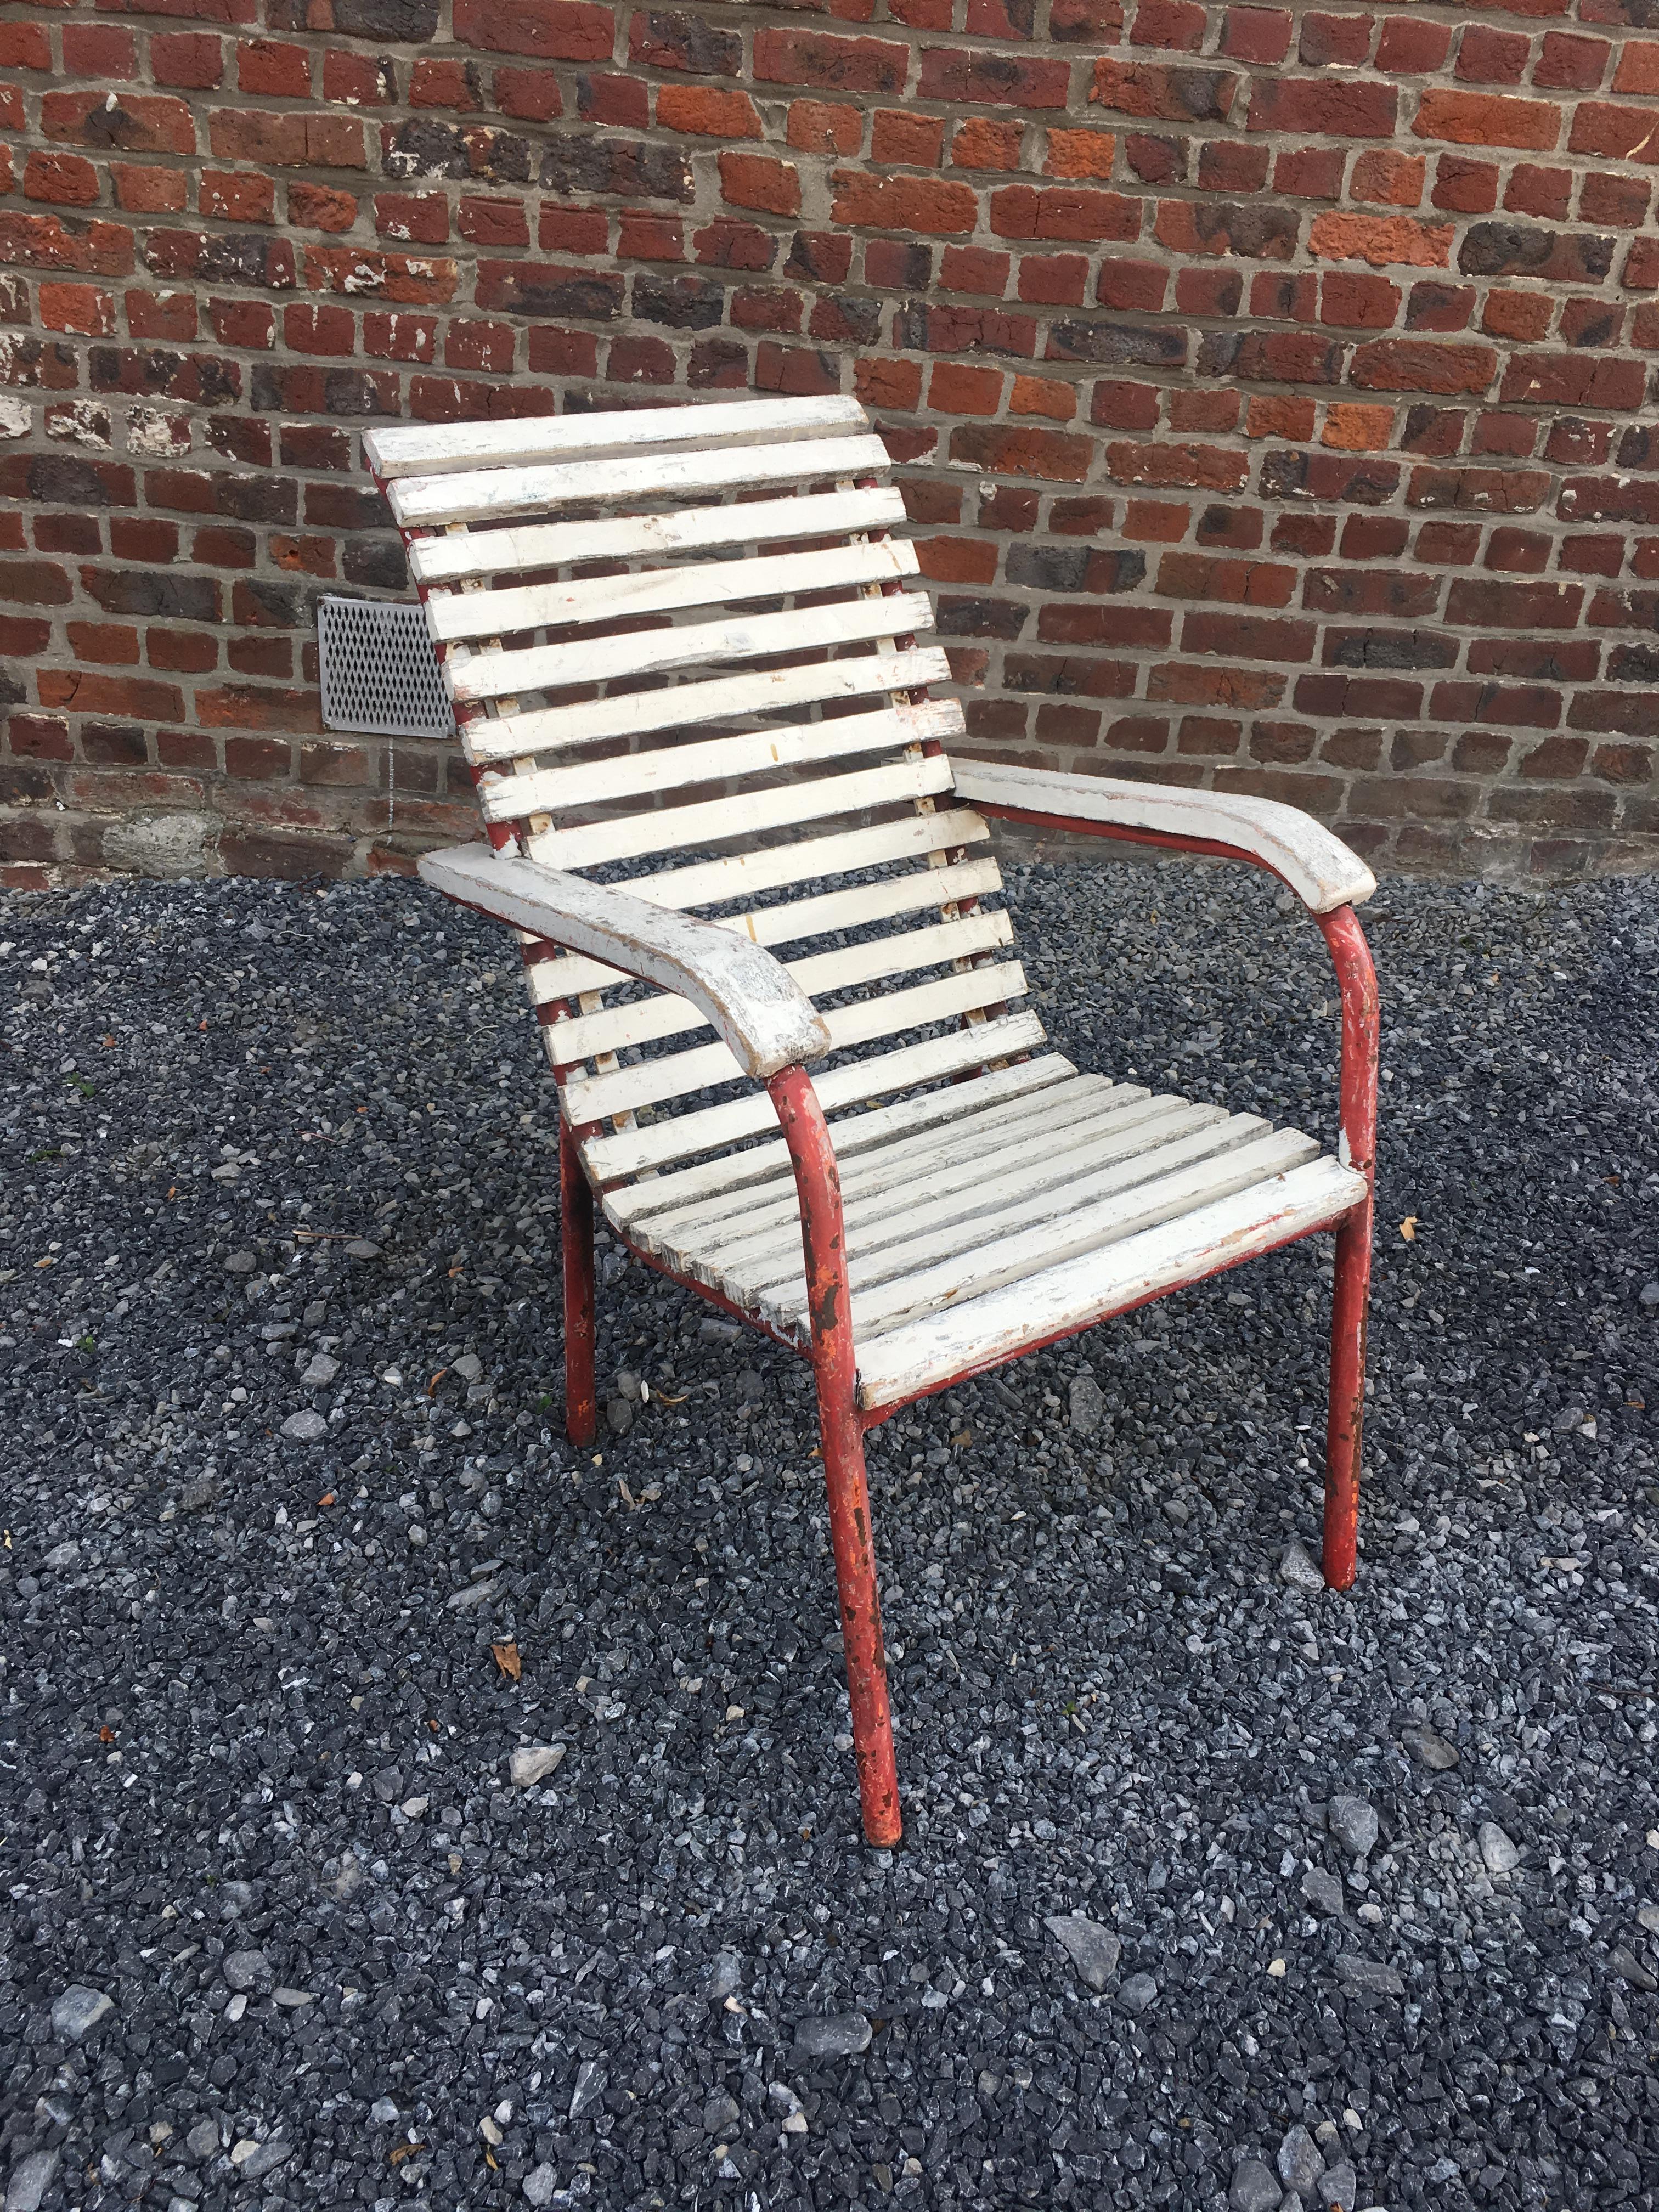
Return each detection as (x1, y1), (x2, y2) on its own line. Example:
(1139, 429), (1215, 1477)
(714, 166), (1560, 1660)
(952, 760), (1376, 915)
(418, 844), (831, 1080)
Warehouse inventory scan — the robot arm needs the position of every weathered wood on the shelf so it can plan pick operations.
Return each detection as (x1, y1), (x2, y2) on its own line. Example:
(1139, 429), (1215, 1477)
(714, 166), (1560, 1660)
(951, 760), (1378, 916)
(526, 753), (955, 873)
(853, 1158), (1368, 1410)
(426, 537), (919, 647)
(389, 431), (891, 529)
(366, 394), (868, 481)
(409, 485), (907, 586)
(461, 644), (951, 767)
(583, 1008), (1048, 1183)
(561, 958), (1026, 1126)
(448, 589), (936, 706)
(416, 843), (829, 1081)
(481, 697), (963, 825)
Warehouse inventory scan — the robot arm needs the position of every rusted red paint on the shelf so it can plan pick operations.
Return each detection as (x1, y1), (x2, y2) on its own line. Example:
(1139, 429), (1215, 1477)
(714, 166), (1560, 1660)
(770, 1065), (902, 1849)
(560, 1114), (598, 1450)
(1318, 902), (1379, 1592)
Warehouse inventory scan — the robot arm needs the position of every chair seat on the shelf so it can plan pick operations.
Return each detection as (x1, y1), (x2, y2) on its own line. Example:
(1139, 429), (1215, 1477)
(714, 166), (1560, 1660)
(614, 1054), (1368, 1412)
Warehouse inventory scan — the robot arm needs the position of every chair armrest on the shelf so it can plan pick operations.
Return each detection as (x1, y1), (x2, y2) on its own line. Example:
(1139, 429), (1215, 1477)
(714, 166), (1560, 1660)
(418, 843), (831, 1080)
(952, 760), (1376, 915)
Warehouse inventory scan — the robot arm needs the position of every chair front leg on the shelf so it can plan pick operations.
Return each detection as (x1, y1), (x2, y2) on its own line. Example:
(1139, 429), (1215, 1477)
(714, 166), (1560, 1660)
(770, 1066), (902, 1848)
(1317, 904), (1379, 1591)
(560, 1113), (598, 1449)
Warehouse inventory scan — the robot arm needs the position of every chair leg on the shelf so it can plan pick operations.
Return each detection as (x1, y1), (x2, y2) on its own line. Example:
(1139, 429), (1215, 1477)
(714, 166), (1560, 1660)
(560, 1115), (597, 1449)
(1323, 1199), (1372, 1591)
(816, 1372), (902, 1848)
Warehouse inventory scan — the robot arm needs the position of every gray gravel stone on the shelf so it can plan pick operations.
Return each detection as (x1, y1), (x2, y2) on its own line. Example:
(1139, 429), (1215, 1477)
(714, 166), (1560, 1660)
(522, 2166), (561, 2207)
(301, 1351), (340, 1386)
(50, 1984), (113, 2041)
(1277, 2123), (1325, 2198)
(1278, 1539), (1325, 1592)
(1044, 1911), (1120, 1990)
(1118, 1971), (1158, 2014)
(1477, 1820), (1520, 1872)
(222, 1948), (272, 1993)
(1069, 1372), (1105, 1436)
(569, 2061), (606, 2120)
(1334, 1954), (1406, 1997)
(1327, 1794), (1379, 1857)
(279, 1408), (327, 1442)
(1321, 2159), (1358, 2212)
(1401, 1723), (1459, 1770)
(1301, 1866), (1346, 1917)
(4, 2150), (60, 2212)
(1231, 2158), (1283, 2212)
(794, 2012), (872, 2059)
(508, 1743), (566, 1787)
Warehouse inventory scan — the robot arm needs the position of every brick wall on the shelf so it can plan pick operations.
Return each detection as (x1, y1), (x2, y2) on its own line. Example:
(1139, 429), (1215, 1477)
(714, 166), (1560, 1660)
(3, 0), (1658, 888)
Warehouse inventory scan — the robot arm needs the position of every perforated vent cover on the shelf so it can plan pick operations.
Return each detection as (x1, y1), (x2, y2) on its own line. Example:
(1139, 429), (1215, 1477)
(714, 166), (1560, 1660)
(317, 595), (454, 741)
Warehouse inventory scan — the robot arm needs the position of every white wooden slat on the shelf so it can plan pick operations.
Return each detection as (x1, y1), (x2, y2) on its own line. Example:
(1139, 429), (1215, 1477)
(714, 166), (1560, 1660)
(582, 1007), (1048, 1183)
(428, 537), (919, 648)
(854, 1159), (1369, 1410)
(483, 696), (963, 827)
(628, 1065), (1111, 1256)
(524, 855), (1002, 1008)
(574, 805), (992, 947)
(549, 909), (1013, 1067)
(463, 644), (951, 768)
(449, 590), (936, 707)
(409, 486), (908, 587)
(561, 957), (1026, 1127)
(695, 1089), (1192, 1291)
(392, 432), (893, 531)
(652, 1072), (1132, 1263)
(759, 1114), (1288, 1330)
(526, 751), (955, 873)
(367, 394), (868, 482)
(602, 1051), (1075, 1229)
(417, 844), (828, 1081)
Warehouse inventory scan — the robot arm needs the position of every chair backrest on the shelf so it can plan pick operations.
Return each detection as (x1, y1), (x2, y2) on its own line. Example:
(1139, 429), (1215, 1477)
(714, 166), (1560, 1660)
(363, 397), (1049, 1211)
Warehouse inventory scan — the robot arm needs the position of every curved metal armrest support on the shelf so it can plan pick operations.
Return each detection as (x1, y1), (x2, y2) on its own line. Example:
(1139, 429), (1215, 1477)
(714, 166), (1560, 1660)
(418, 843), (831, 1081)
(952, 759), (1376, 915)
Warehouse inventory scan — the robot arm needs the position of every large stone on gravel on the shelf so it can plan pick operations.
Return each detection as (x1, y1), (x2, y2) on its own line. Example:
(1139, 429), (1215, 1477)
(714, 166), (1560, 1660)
(794, 2012), (872, 2059)
(1402, 1724), (1459, 1770)
(1334, 1954), (1405, 1997)
(1328, 1795), (1379, 1857)
(1118, 1972), (1158, 2015)
(5, 2149), (60, 2212)
(523, 2168), (561, 2208)
(509, 1745), (566, 1787)
(1045, 1912), (1120, 1990)
(1279, 1541), (1325, 1592)
(1478, 1821), (1520, 1873)
(50, 1985), (114, 2042)
(1231, 2159), (1282, 2212)
(1302, 1867), (1346, 1917)
(1277, 2124), (1324, 2198)
(1321, 2160), (1358, 2212)
(279, 1409), (328, 1443)
(104, 809), (216, 881)
(1069, 1373), (1105, 1436)
(223, 1948), (273, 1993)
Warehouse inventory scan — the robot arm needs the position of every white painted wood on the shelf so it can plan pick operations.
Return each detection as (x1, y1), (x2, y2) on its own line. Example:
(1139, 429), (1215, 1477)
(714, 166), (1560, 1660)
(462, 645), (951, 768)
(695, 1091), (1203, 1291)
(522, 855), (1001, 1008)
(526, 752), (955, 872)
(366, 394), (868, 481)
(482, 697), (963, 826)
(416, 843), (828, 1081)
(409, 486), (907, 586)
(853, 1157), (1369, 1410)
(449, 590), (936, 706)
(427, 537), (919, 647)
(548, 909), (1012, 1066)
(603, 1052), (1076, 1230)
(764, 1120), (1305, 1334)
(582, 1008), (1048, 1183)
(951, 760), (1377, 915)
(391, 432), (892, 529)
(561, 958), (1026, 1126)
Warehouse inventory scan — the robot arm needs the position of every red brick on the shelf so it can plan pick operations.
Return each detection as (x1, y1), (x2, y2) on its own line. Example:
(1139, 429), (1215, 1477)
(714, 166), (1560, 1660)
(755, 29), (910, 94)
(493, 66), (563, 121)
(24, 153), (99, 207)
(1350, 338), (1497, 393)
(720, 154), (802, 217)
(1570, 101), (1659, 163)
(832, 171), (978, 235)
(289, 183), (358, 234)
(1309, 210), (1449, 265)
(950, 421), (1093, 479)
(1018, 253), (1090, 306)
(236, 37), (306, 93)
(1221, 7), (1292, 63)
(1045, 128), (1116, 179)
(1417, 87), (1561, 150)
(376, 194), (449, 245)
(59, 24), (132, 76)
(43, 90), (196, 156)
(658, 84), (762, 138)
(409, 58), (481, 110)
(920, 47), (1071, 107)
(1350, 150), (1427, 207)
(322, 51), (392, 106)
(452, 0), (612, 59)
(786, 100), (863, 155)
(930, 362), (1005, 414)
(200, 171), (276, 225)
(1090, 58), (1238, 121)
(1457, 25), (1529, 84)
(39, 282), (115, 336)
(1535, 31), (1610, 89)
(1499, 352), (1648, 409)
(1246, 77), (1397, 136)
(110, 163), (187, 216)
(1133, 0), (1207, 49)
(992, 186), (1141, 242)
(1300, 9), (1373, 66)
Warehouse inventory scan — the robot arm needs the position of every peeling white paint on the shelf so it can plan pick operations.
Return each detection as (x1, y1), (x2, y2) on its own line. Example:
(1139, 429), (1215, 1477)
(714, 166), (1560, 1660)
(0, 394), (30, 440)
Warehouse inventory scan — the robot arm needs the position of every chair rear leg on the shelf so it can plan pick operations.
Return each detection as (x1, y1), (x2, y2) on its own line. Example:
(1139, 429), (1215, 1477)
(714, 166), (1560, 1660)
(560, 1115), (597, 1449)
(1324, 1199), (1372, 1590)
(816, 1372), (902, 1848)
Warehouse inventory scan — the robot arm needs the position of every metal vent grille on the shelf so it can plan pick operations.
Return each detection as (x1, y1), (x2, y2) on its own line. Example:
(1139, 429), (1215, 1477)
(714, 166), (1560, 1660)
(318, 595), (454, 741)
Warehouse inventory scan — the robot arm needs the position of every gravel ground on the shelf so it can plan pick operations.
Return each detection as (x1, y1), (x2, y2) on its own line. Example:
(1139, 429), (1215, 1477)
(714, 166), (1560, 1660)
(2, 856), (1658, 2212)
